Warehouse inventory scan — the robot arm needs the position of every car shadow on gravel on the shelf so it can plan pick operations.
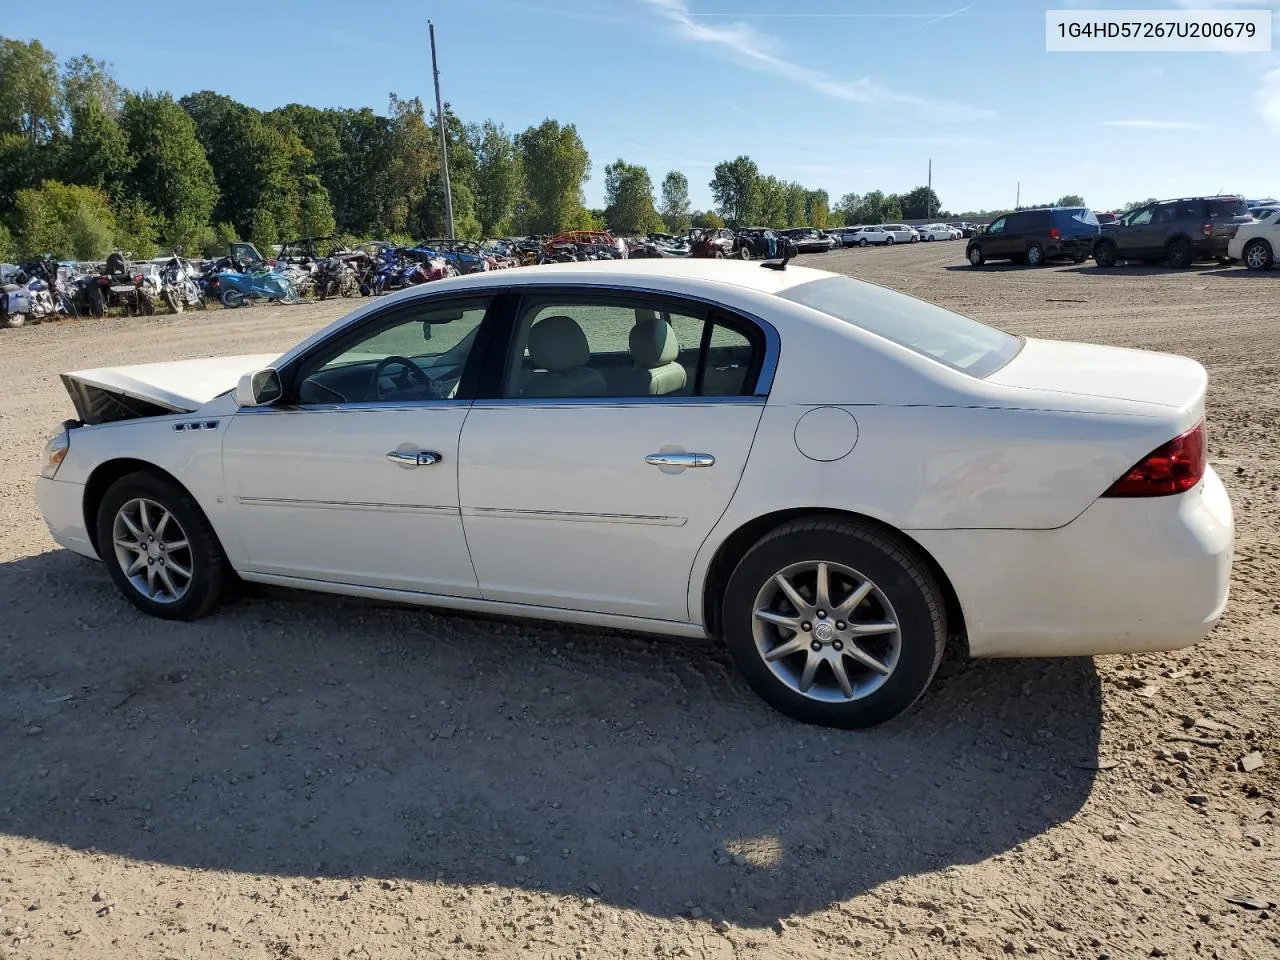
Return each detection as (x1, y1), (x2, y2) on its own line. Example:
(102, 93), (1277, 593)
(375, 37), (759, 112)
(0, 549), (1102, 928)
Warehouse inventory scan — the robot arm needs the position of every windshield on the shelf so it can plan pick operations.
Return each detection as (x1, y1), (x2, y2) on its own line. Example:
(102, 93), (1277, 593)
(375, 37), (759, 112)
(780, 275), (1022, 378)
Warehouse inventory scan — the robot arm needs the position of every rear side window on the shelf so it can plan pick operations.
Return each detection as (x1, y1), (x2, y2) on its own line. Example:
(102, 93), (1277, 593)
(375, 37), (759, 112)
(780, 275), (1022, 378)
(1209, 197), (1248, 218)
(1053, 208), (1098, 229)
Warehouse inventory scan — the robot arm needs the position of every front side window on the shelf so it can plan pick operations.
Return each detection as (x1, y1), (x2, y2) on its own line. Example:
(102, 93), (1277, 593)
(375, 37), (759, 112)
(986, 217), (1006, 234)
(294, 297), (490, 404)
(780, 275), (1021, 378)
(503, 296), (764, 400)
(1126, 207), (1154, 226)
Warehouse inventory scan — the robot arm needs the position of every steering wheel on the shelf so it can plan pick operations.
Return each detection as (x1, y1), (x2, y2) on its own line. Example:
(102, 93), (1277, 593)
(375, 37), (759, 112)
(371, 355), (435, 400)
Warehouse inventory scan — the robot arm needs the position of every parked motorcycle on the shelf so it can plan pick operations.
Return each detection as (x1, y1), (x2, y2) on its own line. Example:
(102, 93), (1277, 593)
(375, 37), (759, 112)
(315, 256), (359, 299)
(216, 266), (299, 308)
(159, 251), (206, 314)
(0, 269), (58, 327)
(85, 253), (157, 317)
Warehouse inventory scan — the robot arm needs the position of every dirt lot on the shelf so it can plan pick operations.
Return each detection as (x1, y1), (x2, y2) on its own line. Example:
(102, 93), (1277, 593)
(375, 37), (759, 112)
(1, 244), (1276, 960)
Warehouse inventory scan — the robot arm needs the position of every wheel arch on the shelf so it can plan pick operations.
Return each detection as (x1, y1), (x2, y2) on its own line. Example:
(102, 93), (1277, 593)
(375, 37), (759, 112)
(83, 458), (197, 556)
(698, 507), (968, 652)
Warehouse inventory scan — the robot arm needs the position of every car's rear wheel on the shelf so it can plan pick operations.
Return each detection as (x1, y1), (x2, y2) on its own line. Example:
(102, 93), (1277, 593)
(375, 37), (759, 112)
(96, 471), (230, 621)
(1243, 238), (1274, 271)
(1025, 243), (1045, 266)
(967, 245), (985, 266)
(722, 518), (947, 728)
(738, 245), (751, 260)
(1166, 238), (1193, 269)
(1094, 241), (1117, 268)
(885, 236), (894, 245)
(858, 238), (868, 247)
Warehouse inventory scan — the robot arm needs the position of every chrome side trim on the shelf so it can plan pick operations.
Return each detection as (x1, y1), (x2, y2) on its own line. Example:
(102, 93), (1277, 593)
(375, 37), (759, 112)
(470, 396), (764, 410)
(234, 398), (473, 415)
(236, 571), (710, 638)
(237, 496), (459, 516)
(464, 506), (687, 527)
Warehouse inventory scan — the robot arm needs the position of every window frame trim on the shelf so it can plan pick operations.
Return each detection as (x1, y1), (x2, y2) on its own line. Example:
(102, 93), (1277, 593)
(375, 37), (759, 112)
(479, 283), (779, 403)
(268, 291), (510, 410)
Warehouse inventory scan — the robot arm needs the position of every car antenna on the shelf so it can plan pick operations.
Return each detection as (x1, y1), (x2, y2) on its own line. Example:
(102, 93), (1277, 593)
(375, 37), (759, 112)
(760, 250), (794, 271)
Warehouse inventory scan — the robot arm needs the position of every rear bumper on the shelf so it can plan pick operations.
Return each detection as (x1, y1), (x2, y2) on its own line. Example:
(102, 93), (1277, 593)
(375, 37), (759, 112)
(913, 467), (1233, 658)
(1047, 237), (1094, 259)
(37, 477), (97, 560)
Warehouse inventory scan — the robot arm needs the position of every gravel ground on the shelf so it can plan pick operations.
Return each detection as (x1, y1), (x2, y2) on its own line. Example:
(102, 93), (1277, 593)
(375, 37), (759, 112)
(1, 244), (1276, 960)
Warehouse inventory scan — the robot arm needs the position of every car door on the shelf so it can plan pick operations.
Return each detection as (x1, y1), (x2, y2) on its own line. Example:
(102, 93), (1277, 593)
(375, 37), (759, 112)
(457, 289), (772, 622)
(982, 216), (1010, 257)
(220, 294), (501, 596)
(1115, 205), (1157, 257)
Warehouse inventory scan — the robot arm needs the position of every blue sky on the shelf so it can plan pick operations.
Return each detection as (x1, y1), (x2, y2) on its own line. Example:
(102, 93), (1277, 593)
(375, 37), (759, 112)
(7, 0), (1279, 213)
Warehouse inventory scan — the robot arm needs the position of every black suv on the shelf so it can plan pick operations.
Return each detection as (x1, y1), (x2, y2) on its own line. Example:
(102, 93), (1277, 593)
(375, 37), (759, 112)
(966, 208), (1098, 266)
(1092, 196), (1251, 269)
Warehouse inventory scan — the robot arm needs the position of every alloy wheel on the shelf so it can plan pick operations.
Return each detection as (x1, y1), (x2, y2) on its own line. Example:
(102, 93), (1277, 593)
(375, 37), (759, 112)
(751, 560), (902, 703)
(112, 497), (193, 603)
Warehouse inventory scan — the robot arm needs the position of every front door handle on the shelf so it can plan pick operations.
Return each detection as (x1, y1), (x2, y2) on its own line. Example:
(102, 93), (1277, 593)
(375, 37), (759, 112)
(646, 452), (715, 468)
(386, 449), (442, 467)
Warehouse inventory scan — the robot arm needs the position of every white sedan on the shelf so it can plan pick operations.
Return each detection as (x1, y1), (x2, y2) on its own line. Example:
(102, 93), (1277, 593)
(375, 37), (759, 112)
(917, 223), (962, 241)
(1228, 208), (1280, 270)
(849, 226), (892, 246)
(37, 260), (1233, 728)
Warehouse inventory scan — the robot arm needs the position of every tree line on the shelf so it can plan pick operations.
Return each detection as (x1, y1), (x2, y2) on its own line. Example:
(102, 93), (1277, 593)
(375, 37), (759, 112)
(0, 36), (1096, 263)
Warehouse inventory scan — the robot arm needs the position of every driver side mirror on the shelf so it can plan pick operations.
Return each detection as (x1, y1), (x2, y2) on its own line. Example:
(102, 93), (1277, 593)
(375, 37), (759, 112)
(235, 368), (282, 407)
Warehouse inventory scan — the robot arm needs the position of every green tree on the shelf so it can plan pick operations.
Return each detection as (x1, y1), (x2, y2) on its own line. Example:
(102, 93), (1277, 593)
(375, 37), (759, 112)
(516, 119), (590, 234)
(691, 210), (724, 229)
(207, 220), (239, 255)
(114, 196), (161, 258)
(387, 93), (438, 235)
(783, 181), (807, 227)
(121, 92), (218, 240)
(710, 155), (759, 227)
(1120, 197), (1157, 212)
(837, 192), (863, 223)
(298, 175), (336, 236)
(659, 170), (691, 232)
(0, 38), (60, 144)
(901, 186), (941, 220)
(757, 175), (787, 227)
(62, 96), (131, 197)
(0, 221), (13, 261)
(11, 180), (115, 259)
(805, 189), (830, 228)
(603, 158), (659, 234)
(249, 206), (278, 252)
(1054, 194), (1086, 207)
(473, 120), (520, 236)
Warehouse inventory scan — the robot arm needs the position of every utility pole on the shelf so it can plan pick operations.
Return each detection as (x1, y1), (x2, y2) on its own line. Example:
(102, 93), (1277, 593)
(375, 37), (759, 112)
(429, 21), (455, 240)
(927, 158), (932, 219)
(1015, 181), (1020, 210)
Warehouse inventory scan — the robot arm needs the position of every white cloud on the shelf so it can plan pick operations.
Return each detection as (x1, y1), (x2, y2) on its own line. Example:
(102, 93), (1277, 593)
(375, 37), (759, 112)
(1255, 68), (1280, 132)
(638, 0), (995, 121)
(1101, 119), (1206, 130)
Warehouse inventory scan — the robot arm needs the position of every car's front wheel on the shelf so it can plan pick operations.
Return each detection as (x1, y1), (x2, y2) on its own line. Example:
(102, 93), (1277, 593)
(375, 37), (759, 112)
(1243, 238), (1274, 271)
(1093, 241), (1117, 268)
(858, 238), (868, 247)
(722, 518), (947, 728)
(967, 245), (985, 266)
(885, 236), (894, 245)
(96, 471), (230, 621)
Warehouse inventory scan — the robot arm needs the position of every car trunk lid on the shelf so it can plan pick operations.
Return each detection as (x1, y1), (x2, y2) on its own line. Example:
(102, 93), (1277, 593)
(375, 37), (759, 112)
(987, 337), (1206, 419)
(62, 354), (278, 424)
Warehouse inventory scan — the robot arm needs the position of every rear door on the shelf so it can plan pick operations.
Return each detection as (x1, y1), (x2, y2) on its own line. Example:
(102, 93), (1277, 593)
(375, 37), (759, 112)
(457, 288), (773, 622)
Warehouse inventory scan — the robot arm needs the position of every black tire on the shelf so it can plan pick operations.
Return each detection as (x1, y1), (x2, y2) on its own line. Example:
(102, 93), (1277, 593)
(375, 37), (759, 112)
(95, 470), (230, 621)
(858, 238), (868, 247)
(140, 293), (156, 316)
(1072, 254), (1088, 264)
(86, 285), (105, 317)
(885, 236), (894, 245)
(1166, 238), (1193, 269)
(967, 245), (985, 266)
(220, 288), (245, 308)
(713, 250), (726, 259)
(721, 518), (947, 728)
(926, 234), (935, 241)
(2, 310), (25, 329)
(1025, 243), (1045, 266)
(1243, 239), (1274, 271)
(162, 289), (181, 314)
(738, 245), (751, 260)
(1094, 241), (1117, 268)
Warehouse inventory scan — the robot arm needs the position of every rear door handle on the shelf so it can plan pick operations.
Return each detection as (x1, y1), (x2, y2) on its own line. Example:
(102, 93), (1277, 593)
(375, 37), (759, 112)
(386, 449), (442, 467)
(646, 452), (715, 468)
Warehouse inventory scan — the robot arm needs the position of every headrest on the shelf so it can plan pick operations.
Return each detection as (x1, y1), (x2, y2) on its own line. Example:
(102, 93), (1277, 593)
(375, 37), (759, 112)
(629, 316), (679, 368)
(529, 315), (589, 372)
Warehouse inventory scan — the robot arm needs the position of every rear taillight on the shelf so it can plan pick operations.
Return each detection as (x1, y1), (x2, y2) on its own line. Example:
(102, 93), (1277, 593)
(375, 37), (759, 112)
(1103, 421), (1206, 497)
(1201, 223), (1213, 237)
(1048, 227), (1060, 240)
(132, 274), (143, 284)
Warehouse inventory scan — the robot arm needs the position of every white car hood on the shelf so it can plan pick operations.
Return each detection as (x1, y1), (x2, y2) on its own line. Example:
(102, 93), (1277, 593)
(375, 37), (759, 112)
(62, 354), (277, 422)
